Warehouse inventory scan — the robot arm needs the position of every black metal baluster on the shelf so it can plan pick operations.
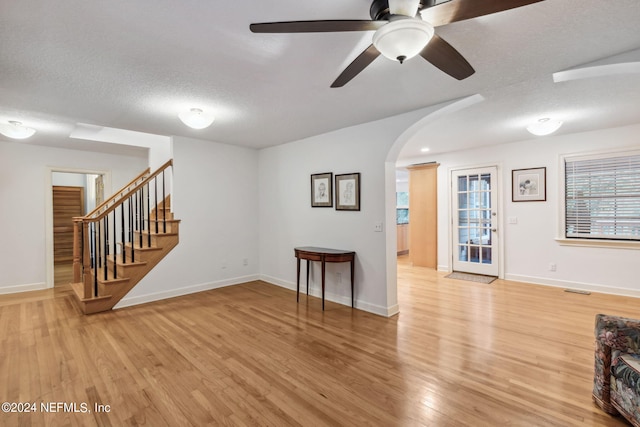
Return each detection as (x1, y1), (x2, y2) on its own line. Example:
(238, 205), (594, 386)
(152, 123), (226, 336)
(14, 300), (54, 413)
(90, 221), (95, 272)
(154, 176), (158, 234)
(92, 222), (98, 297)
(129, 196), (135, 263)
(162, 169), (166, 233)
(96, 221), (102, 289)
(95, 221), (102, 268)
(121, 203), (126, 264)
(146, 182), (151, 247)
(138, 188), (143, 248)
(104, 216), (108, 281)
(112, 211), (117, 279)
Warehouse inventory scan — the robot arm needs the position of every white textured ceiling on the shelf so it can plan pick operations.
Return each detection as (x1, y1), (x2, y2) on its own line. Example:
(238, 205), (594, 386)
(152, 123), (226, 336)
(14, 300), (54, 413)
(1, 0), (639, 161)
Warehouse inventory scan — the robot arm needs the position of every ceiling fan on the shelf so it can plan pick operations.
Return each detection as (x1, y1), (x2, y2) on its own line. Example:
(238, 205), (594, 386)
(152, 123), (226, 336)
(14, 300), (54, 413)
(250, 0), (544, 87)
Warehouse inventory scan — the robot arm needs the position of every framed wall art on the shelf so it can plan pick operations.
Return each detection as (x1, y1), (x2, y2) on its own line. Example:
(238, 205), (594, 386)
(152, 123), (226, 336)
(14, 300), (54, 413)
(512, 167), (546, 202)
(335, 173), (360, 211)
(311, 172), (333, 207)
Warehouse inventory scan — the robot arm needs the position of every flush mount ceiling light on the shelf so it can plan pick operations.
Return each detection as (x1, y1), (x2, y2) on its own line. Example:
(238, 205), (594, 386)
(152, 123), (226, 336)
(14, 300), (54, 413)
(0, 120), (36, 139)
(526, 118), (563, 136)
(420, 147), (430, 152)
(372, 18), (435, 64)
(178, 108), (215, 129)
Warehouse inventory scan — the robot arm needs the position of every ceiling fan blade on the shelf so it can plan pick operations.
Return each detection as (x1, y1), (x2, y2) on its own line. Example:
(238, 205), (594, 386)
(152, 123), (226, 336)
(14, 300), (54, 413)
(389, 0), (421, 17)
(419, 34), (474, 80)
(250, 20), (387, 33)
(331, 44), (381, 88)
(420, 0), (545, 27)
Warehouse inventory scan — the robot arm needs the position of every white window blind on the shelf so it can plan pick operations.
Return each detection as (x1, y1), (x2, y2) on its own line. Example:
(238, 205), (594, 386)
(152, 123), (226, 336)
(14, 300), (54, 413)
(565, 152), (640, 240)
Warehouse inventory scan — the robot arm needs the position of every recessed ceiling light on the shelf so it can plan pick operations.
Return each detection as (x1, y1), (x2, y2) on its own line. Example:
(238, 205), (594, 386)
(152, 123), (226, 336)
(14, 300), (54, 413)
(526, 118), (563, 136)
(178, 108), (215, 129)
(0, 121), (36, 139)
(420, 147), (430, 152)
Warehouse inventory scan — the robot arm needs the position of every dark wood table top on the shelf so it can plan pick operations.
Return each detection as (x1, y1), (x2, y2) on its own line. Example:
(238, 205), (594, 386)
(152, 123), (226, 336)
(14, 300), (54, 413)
(294, 246), (355, 255)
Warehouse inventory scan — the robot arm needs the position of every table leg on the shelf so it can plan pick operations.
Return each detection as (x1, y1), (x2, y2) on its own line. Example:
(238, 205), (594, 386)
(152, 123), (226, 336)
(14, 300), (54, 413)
(321, 258), (326, 310)
(296, 257), (300, 303)
(350, 259), (354, 308)
(306, 260), (310, 296)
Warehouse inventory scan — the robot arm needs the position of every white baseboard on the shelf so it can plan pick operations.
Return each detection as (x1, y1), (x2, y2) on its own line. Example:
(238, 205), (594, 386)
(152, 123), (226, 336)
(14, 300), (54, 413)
(0, 282), (47, 295)
(504, 274), (640, 299)
(384, 304), (400, 317)
(114, 274), (260, 309)
(258, 274), (396, 317)
(259, 274), (295, 291)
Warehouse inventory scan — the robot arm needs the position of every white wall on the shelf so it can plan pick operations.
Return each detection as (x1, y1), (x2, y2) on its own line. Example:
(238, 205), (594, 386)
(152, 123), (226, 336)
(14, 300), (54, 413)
(148, 138), (173, 171)
(406, 123), (640, 296)
(52, 172), (86, 187)
(258, 109), (431, 316)
(69, 124), (171, 170)
(0, 140), (147, 293)
(116, 136), (260, 307)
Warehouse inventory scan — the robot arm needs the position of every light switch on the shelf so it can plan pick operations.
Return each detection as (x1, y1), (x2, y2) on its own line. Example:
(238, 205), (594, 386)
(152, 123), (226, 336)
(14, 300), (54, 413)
(508, 217), (518, 224)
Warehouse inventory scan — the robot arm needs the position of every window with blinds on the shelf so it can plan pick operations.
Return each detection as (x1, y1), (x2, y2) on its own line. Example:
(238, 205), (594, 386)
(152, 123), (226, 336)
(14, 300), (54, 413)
(565, 151), (640, 240)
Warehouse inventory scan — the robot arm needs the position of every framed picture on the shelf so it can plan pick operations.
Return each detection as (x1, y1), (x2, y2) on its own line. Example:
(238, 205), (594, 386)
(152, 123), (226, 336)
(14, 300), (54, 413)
(335, 173), (360, 211)
(512, 167), (546, 202)
(311, 172), (333, 207)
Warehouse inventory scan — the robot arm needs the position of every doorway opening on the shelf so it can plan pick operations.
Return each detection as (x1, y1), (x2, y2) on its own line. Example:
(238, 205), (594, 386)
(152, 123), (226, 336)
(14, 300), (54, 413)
(46, 168), (109, 288)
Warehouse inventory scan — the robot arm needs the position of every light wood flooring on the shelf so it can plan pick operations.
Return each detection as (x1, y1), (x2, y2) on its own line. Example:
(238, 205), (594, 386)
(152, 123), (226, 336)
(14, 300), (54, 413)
(54, 262), (73, 287)
(1, 257), (638, 426)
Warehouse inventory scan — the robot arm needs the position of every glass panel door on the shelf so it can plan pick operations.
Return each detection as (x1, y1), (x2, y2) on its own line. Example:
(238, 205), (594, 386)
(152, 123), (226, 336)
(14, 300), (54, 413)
(452, 167), (499, 276)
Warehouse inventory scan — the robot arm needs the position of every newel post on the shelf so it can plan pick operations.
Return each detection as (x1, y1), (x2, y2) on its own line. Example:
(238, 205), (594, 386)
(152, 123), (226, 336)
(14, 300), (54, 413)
(82, 220), (92, 299)
(72, 218), (83, 284)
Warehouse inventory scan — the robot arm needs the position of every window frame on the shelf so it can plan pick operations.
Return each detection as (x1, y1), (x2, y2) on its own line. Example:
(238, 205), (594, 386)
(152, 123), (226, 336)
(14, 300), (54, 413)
(557, 147), (640, 250)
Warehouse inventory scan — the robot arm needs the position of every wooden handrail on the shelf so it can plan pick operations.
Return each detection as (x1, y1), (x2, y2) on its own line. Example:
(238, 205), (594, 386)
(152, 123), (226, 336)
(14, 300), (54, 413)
(82, 160), (172, 222)
(83, 166), (151, 220)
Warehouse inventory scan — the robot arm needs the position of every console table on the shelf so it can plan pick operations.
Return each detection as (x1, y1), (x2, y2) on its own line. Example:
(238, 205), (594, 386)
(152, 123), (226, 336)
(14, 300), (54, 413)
(294, 246), (355, 310)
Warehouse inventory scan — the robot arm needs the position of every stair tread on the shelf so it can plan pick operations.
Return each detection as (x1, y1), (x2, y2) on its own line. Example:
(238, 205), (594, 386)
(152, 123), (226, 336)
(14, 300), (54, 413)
(70, 282), (112, 302)
(98, 277), (130, 285)
(105, 259), (148, 267)
(123, 242), (163, 250)
(137, 230), (178, 236)
(96, 268), (132, 281)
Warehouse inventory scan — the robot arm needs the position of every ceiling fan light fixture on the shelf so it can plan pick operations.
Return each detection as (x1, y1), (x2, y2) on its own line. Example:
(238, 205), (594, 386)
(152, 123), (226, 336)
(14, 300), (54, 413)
(372, 18), (434, 63)
(0, 120), (36, 139)
(178, 108), (215, 129)
(526, 118), (563, 136)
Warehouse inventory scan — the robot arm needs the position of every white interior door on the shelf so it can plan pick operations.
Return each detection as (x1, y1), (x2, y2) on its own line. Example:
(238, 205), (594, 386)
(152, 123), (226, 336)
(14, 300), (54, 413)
(452, 167), (499, 276)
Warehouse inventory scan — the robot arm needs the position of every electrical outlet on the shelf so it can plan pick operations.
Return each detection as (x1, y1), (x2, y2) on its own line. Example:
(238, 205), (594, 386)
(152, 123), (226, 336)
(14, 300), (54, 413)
(374, 222), (383, 232)
(549, 263), (557, 272)
(242, 258), (248, 266)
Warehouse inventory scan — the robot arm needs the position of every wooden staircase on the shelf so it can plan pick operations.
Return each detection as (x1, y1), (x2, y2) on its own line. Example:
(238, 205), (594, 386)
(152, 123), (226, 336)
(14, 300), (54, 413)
(70, 160), (180, 314)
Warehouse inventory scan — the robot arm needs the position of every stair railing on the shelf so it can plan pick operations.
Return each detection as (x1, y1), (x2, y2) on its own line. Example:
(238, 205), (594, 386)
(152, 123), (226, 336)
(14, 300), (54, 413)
(72, 159), (173, 300)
